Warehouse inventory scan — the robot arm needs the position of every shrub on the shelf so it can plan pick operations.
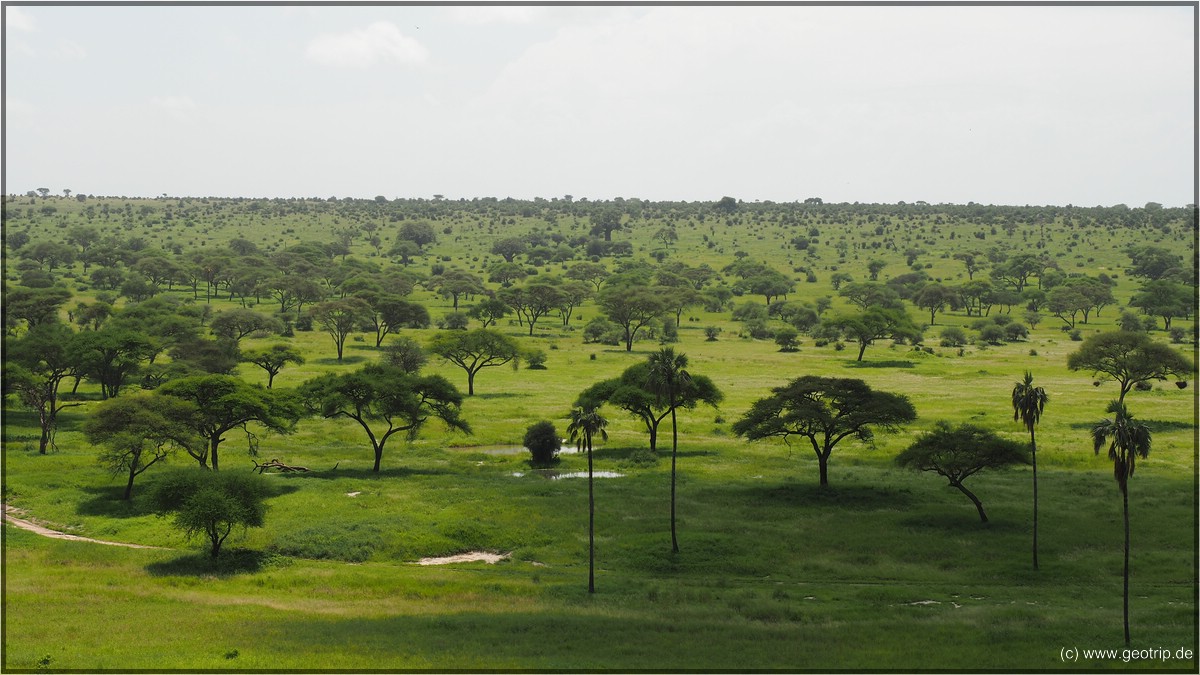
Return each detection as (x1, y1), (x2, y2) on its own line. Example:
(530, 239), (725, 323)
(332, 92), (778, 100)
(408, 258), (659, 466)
(1004, 323), (1029, 341)
(583, 318), (621, 345)
(524, 421), (561, 466)
(525, 348), (548, 370)
(704, 326), (722, 341)
(1169, 326), (1187, 343)
(439, 312), (469, 330)
(939, 326), (968, 347)
(978, 325), (1007, 345)
(382, 337), (427, 374)
(1068, 328), (1083, 341)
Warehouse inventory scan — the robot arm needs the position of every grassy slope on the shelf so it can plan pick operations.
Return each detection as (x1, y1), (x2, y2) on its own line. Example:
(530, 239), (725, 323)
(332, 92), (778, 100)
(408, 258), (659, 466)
(2, 197), (1196, 671)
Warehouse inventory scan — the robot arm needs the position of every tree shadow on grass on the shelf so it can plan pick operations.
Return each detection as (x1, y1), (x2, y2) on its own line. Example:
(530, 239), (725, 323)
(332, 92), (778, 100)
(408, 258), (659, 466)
(1068, 419), (1193, 433)
(313, 355), (369, 366)
(726, 482), (914, 511)
(898, 510), (1023, 533)
(146, 548), (291, 578)
(77, 478), (301, 518)
(472, 392), (531, 400)
(844, 360), (916, 369)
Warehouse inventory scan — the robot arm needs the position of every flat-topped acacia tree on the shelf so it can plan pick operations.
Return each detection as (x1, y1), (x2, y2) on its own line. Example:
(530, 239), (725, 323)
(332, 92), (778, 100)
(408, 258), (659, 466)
(428, 328), (521, 396)
(300, 364), (470, 472)
(733, 376), (917, 487)
(1067, 331), (1194, 404)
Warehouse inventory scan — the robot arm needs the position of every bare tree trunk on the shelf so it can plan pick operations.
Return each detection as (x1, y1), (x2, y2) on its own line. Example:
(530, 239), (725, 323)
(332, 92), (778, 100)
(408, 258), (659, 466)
(1123, 485), (1131, 646)
(670, 407), (679, 553)
(588, 439), (595, 594)
(1031, 429), (1039, 569)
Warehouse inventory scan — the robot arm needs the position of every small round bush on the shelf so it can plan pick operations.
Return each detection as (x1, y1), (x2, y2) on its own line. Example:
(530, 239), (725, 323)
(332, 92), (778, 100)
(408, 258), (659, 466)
(940, 326), (968, 347)
(524, 421), (561, 466)
(525, 348), (547, 370)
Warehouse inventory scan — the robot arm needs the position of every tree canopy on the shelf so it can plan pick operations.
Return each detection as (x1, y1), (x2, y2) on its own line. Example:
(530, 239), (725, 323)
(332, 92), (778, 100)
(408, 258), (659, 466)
(733, 376), (917, 486)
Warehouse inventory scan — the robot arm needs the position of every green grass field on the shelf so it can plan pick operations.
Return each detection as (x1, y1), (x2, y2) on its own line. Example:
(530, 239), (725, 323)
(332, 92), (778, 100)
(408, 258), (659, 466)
(3, 196), (1196, 671)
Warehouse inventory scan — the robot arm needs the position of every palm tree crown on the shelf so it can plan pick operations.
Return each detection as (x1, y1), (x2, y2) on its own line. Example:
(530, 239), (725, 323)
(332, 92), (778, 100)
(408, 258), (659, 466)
(1091, 400), (1151, 494)
(567, 406), (608, 451)
(1012, 370), (1048, 432)
(646, 347), (691, 405)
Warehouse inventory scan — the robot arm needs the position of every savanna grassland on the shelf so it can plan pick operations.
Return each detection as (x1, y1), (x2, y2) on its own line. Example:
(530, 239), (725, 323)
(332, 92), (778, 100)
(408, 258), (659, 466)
(2, 194), (1196, 671)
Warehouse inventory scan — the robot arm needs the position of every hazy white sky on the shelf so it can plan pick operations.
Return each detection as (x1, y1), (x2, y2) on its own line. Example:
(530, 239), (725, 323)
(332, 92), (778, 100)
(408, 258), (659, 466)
(4, 4), (1195, 206)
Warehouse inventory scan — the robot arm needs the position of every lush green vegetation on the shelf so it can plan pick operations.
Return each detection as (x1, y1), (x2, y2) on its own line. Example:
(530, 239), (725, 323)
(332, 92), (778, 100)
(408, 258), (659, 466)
(3, 194), (1196, 670)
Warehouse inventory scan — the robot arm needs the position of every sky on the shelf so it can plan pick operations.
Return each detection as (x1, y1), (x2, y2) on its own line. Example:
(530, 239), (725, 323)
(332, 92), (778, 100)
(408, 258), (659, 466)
(4, 3), (1195, 207)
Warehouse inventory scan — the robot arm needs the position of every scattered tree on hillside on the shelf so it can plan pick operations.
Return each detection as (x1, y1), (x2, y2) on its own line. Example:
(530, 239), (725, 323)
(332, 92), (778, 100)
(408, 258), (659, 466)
(7, 323), (82, 453)
(300, 364), (470, 472)
(733, 376), (917, 486)
(150, 469), (273, 558)
(828, 306), (923, 361)
(309, 298), (371, 361)
(597, 285), (669, 352)
(895, 421), (1029, 523)
(240, 344), (305, 388)
(157, 375), (303, 471)
(85, 393), (202, 500)
(1066, 332), (1194, 404)
(428, 328), (521, 396)
(210, 308), (282, 343)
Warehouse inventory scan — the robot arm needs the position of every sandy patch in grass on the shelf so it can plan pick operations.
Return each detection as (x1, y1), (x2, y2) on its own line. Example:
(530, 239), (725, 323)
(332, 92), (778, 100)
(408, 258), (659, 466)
(416, 551), (510, 565)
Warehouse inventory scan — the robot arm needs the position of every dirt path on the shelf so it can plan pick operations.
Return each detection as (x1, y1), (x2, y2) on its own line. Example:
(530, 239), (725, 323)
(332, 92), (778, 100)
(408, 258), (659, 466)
(3, 504), (166, 549)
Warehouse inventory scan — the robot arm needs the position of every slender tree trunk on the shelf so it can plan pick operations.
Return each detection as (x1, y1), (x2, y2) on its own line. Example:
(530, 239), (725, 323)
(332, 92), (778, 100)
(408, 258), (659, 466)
(588, 439), (595, 594)
(467, 370), (476, 396)
(124, 465), (137, 501)
(210, 437), (221, 472)
(373, 444), (383, 472)
(818, 452), (830, 487)
(670, 406), (679, 554)
(1030, 429), (1039, 569)
(856, 341), (868, 362)
(1123, 484), (1131, 646)
(952, 481), (988, 522)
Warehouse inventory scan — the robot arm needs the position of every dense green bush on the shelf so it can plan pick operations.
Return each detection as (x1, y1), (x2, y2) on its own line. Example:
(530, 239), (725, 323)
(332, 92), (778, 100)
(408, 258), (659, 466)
(524, 420), (561, 465)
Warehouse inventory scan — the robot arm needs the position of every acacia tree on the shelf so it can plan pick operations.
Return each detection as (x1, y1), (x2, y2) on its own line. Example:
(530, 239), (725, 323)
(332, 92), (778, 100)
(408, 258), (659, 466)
(84, 393), (202, 500)
(1067, 332), (1194, 404)
(896, 421), (1029, 523)
(597, 285), (669, 351)
(150, 469), (273, 558)
(7, 323), (81, 453)
(1091, 401), (1153, 646)
(301, 364), (470, 472)
(1012, 371), (1048, 569)
(566, 406), (608, 594)
(157, 375), (303, 471)
(67, 328), (157, 399)
(428, 328), (521, 396)
(733, 376), (917, 486)
(209, 308), (282, 344)
(309, 298), (371, 361)
(829, 306), (923, 361)
(914, 284), (958, 325)
(240, 343), (305, 388)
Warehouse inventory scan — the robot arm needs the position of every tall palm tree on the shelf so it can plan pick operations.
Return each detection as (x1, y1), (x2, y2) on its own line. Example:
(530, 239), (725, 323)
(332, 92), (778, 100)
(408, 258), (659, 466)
(1012, 371), (1048, 569)
(567, 406), (608, 594)
(647, 347), (691, 553)
(1091, 400), (1152, 646)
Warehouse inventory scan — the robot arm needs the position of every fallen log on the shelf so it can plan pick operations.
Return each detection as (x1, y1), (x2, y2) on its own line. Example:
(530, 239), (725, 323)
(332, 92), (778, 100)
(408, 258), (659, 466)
(252, 458), (310, 474)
